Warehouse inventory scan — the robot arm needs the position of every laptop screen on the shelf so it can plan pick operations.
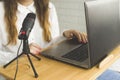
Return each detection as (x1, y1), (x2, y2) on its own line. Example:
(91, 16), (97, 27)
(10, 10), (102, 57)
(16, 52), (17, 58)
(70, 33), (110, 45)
(84, 0), (119, 66)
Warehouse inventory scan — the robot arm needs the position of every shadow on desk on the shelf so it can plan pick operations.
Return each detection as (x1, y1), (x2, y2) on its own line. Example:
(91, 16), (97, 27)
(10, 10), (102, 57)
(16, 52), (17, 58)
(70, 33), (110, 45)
(0, 73), (12, 80)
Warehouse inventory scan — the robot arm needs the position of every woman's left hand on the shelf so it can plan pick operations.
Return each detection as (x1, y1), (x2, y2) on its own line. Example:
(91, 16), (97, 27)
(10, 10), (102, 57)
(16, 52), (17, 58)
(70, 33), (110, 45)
(63, 29), (88, 43)
(29, 43), (42, 55)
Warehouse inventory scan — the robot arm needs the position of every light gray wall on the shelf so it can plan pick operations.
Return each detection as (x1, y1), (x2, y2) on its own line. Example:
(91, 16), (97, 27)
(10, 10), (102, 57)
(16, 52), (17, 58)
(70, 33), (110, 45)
(50, 0), (86, 33)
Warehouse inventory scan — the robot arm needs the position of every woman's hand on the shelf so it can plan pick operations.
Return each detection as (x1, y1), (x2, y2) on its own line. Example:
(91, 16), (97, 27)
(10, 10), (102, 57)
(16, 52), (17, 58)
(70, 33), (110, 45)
(63, 29), (88, 43)
(29, 43), (41, 55)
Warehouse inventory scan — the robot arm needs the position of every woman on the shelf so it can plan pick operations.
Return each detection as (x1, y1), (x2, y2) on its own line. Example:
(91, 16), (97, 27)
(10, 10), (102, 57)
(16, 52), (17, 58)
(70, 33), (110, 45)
(0, 0), (87, 66)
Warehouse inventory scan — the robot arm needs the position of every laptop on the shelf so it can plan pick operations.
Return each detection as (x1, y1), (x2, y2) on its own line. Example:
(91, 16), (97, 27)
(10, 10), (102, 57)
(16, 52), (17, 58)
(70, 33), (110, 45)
(41, 0), (119, 69)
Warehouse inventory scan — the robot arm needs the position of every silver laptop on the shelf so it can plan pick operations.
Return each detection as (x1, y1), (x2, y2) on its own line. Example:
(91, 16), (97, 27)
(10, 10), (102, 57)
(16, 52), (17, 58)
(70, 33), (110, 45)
(41, 0), (119, 69)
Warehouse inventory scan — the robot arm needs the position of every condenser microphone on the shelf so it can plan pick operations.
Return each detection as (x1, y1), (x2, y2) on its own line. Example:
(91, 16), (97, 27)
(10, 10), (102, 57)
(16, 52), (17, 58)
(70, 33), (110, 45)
(18, 13), (36, 40)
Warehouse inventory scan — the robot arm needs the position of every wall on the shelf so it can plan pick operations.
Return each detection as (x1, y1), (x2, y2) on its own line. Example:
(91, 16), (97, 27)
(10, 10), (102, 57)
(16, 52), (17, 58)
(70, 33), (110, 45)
(50, 0), (87, 33)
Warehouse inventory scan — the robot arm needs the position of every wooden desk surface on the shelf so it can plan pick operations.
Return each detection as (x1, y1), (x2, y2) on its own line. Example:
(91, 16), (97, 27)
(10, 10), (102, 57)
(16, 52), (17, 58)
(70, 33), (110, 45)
(0, 45), (120, 80)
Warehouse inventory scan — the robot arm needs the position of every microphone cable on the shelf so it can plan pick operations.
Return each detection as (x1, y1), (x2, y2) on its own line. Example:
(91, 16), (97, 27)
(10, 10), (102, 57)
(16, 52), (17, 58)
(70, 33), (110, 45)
(14, 40), (23, 80)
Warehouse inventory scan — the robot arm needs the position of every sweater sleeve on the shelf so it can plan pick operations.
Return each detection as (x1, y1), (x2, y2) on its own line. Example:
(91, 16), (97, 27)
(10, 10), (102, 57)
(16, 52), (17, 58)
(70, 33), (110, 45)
(49, 2), (60, 39)
(0, 24), (17, 66)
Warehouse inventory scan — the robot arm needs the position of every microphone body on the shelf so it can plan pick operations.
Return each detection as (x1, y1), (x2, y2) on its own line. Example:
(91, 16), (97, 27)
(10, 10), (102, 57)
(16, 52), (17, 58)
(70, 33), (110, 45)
(18, 13), (36, 40)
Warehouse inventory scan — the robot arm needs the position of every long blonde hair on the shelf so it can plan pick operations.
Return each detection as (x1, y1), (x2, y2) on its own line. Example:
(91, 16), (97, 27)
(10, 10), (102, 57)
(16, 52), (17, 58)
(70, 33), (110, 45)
(3, 0), (51, 45)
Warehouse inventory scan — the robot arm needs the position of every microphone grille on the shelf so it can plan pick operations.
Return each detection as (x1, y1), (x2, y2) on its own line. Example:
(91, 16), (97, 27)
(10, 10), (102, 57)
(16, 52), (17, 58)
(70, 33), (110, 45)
(27, 13), (36, 19)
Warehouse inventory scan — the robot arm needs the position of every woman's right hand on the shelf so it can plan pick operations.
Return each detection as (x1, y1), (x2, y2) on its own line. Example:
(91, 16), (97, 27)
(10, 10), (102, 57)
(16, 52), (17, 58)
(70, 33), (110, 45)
(29, 43), (41, 55)
(63, 29), (88, 43)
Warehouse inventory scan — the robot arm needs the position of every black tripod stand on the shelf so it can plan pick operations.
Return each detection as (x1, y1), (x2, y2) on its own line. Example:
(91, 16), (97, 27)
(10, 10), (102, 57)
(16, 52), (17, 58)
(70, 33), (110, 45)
(3, 39), (41, 78)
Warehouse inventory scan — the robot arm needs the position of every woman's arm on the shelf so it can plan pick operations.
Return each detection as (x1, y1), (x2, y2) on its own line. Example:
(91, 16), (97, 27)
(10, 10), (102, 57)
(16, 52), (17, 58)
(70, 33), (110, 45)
(0, 27), (17, 66)
(49, 2), (60, 39)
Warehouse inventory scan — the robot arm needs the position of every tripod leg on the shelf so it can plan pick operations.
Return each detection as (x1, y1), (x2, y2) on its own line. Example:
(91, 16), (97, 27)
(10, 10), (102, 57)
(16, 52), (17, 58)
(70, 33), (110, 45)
(3, 53), (23, 68)
(29, 53), (41, 60)
(26, 54), (38, 78)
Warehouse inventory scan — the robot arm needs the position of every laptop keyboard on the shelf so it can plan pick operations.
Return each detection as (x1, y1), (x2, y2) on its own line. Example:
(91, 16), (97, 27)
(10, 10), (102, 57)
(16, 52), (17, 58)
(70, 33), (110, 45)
(62, 43), (88, 62)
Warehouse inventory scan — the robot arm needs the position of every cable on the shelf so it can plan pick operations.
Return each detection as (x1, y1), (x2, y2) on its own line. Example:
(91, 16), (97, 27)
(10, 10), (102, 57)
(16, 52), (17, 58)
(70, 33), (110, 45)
(14, 40), (23, 80)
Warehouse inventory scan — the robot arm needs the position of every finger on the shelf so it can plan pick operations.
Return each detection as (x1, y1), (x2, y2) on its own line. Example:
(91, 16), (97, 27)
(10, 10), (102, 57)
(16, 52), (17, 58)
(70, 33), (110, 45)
(31, 47), (40, 53)
(30, 46), (41, 54)
(31, 43), (41, 50)
(34, 46), (41, 52)
(31, 49), (40, 55)
(84, 33), (88, 42)
(68, 33), (74, 39)
(72, 30), (82, 42)
(83, 33), (88, 42)
(70, 33), (74, 37)
(81, 33), (87, 43)
(30, 49), (38, 54)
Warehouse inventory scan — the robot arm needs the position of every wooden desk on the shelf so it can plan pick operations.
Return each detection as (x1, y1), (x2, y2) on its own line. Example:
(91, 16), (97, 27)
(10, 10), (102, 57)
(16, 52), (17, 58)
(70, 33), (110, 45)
(0, 45), (120, 80)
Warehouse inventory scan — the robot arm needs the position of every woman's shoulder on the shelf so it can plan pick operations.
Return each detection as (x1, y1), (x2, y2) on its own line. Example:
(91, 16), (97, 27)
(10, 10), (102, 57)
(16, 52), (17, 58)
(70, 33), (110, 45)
(49, 2), (55, 9)
(0, 1), (4, 9)
(0, 1), (4, 16)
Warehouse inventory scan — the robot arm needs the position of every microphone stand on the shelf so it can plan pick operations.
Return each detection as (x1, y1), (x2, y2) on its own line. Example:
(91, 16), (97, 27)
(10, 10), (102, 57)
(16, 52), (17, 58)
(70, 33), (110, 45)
(3, 39), (41, 78)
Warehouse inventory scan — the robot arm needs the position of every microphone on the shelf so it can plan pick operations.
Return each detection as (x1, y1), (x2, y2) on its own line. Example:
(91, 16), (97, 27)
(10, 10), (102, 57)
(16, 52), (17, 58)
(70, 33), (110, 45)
(18, 13), (36, 40)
